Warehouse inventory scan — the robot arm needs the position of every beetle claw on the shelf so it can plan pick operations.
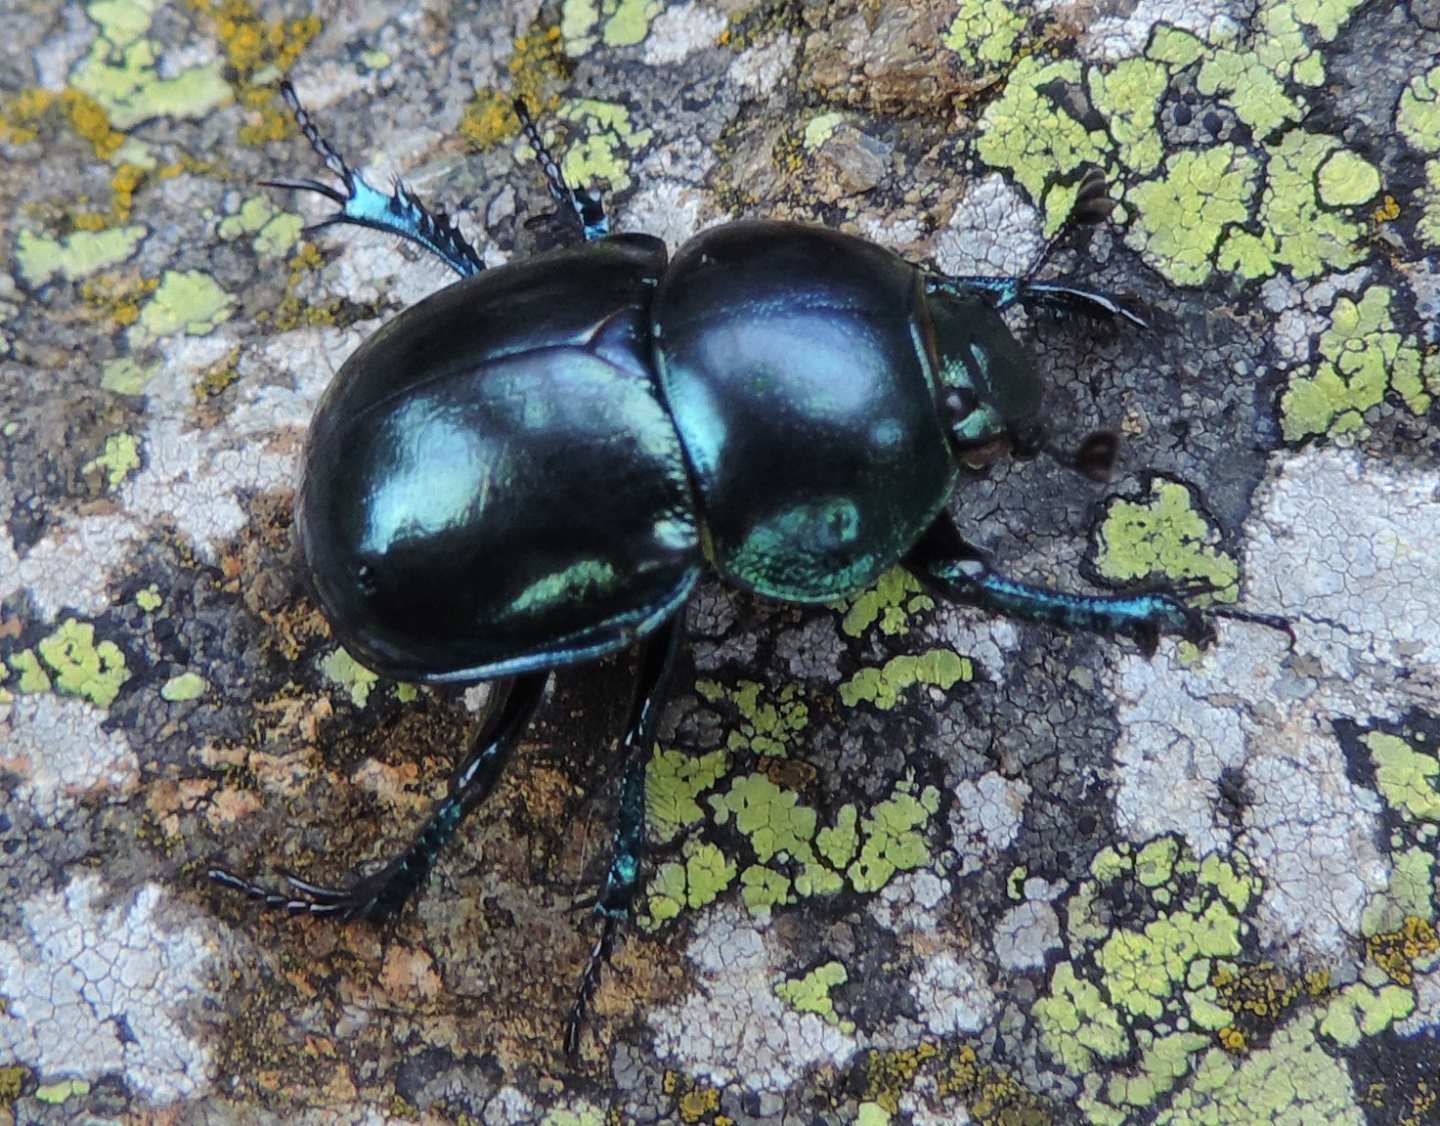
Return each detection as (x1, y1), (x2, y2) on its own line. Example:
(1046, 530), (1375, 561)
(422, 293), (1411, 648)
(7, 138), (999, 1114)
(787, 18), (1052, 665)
(258, 176), (349, 205)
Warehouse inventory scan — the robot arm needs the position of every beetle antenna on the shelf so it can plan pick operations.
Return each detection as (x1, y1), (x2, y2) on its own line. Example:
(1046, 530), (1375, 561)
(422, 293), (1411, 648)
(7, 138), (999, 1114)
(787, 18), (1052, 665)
(513, 97), (611, 243)
(1024, 164), (1113, 282)
(1013, 423), (1120, 482)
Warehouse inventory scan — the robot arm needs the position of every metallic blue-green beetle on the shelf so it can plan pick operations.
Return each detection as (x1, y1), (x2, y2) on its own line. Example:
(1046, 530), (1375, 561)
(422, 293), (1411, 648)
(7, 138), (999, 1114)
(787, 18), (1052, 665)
(210, 82), (1215, 1056)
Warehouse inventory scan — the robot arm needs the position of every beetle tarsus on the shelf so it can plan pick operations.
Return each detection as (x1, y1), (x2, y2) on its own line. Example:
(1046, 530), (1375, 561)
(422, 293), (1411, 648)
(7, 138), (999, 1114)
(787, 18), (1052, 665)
(1017, 282), (1150, 331)
(564, 617), (682, 1056)
(268, 78), (485, 277)
(208, 673), (545, 923)
(905, 513), (1217, 652)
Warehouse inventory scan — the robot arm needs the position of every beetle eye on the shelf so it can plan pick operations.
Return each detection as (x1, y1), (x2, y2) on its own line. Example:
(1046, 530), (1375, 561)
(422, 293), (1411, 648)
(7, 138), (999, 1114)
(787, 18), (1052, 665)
(354, 563), (379, 596)
(943, 387), (979, 422)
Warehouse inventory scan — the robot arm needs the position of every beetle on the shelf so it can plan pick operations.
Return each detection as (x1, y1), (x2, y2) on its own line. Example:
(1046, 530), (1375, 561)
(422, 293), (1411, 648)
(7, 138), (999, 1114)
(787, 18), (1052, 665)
(210, 81), (1239, 1055)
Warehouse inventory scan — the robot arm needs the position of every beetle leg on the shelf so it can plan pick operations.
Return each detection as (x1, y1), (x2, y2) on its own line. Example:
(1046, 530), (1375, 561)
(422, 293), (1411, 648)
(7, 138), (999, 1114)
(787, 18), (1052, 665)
(265, 79), (486, 278)
(933, 167), (1148, 328)
(208, 672), (546, 921)
(904, 513), (1214, 656)
(513, 97), (611, 244)
(565, 615), (683, 1057)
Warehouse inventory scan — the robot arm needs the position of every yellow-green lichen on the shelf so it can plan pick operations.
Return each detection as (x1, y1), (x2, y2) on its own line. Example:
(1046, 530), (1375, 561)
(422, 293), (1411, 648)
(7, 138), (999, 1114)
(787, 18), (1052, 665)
(34, 1078), (90, 1104)
(1279, 285), (1426, 441)
(648, 747), (730, 835)
(704, 775), (939, 913)
(561, 0), (660, 55)
(16, 226), (147, 286)
(695, 679), (807, 757)
(975, 56), (1111, 228)
(646, 838), (737, 925)
(1035, 961), (1129, 1071)
(941, 0), (1027, 69)
(775, 960), (855, 1033)
(739, 863), (794, 912)
(135, 585), (162, 612)
(837, 567), (933, 638)
(1096, 901), (1244, 1021)
(1095, 479), (1238, 597)
(1319, 981), (1416, 1047)
(36, 619), (130, 708)
(83, 432), (140, 491)
(1127, 146), (1257, 287)
(133, 269), (233, 339)
(1365, 732), (1440, 823)
(964, 0), (1377, 290)
(803, 111), (845, 150)
(1038, 842), (1272, 1114)
(1316, 149), (1380, 207)
(847, 783), (940, 893)
(1365, 849), (1436, 935)
(555, 98), (652, 194)
(1398, 67), (1440, 246)
(161, 672), (207, 702)
(73, 0), (231, 131)
(9, 650), (52, 694)
(1088, 58), (1169, 176)
(838, 649), (971, 710)
(1157, 1017), (1364, 1124)
(1222, 130), (1376, 281)
(218, 195), (303, 258)
(816, 803), (859, 871)
(320, 647), (378, 707)
(710, 773), (817, 867)
(1398, 64), (1440, 153)
(101, 357), (156, 394)
(1136, 836), (1181, 888)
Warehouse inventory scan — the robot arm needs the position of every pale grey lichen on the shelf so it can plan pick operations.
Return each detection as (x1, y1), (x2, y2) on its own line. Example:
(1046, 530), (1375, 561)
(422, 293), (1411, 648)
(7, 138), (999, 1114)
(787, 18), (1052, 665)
(647, 904), (859, 1090)
(1110, 446), (1440, 964)
(643, 2), (727, 66)
(2, 693), (138, 821)
(933, 173), (1041, 279)
(0, 875), (218, 1104)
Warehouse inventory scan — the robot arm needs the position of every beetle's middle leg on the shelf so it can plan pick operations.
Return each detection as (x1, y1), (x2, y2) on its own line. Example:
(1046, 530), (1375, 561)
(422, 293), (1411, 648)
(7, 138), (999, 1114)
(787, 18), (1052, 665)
(565, 614), (684, 1057)
(208, 672), (546, 921)
(904, 512), (1213, 656)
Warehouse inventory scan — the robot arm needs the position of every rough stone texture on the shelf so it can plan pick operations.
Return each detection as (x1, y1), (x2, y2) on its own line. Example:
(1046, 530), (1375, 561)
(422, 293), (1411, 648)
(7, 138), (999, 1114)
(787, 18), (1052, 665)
(3, 0), (1439, 1122)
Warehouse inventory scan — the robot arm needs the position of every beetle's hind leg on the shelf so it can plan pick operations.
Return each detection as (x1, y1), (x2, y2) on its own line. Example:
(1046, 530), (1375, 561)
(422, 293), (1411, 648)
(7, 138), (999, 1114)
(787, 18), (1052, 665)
(513, 98), (611, 244)
(565, 615), (683, 1057)
(905, 513), (1213, 656)
(208, 673), (546, 922)
(264, 79), (485, 278)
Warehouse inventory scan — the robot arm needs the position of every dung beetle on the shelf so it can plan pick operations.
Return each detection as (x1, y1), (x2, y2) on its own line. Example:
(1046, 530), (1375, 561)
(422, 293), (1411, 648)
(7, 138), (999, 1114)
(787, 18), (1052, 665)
(210, 81), (1242, 1055)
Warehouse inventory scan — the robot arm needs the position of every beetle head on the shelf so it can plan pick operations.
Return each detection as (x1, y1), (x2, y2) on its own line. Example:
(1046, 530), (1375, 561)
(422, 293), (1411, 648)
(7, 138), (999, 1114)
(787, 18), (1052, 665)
(920, 279), (1043, 468)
